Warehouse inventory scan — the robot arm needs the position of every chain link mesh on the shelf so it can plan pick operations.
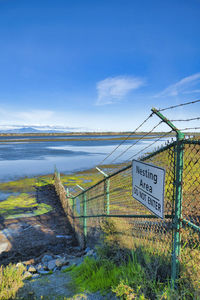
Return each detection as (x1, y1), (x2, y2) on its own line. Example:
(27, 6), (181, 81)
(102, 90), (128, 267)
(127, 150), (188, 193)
(55, 138), (200, 292)
(181, 139), (200, 292)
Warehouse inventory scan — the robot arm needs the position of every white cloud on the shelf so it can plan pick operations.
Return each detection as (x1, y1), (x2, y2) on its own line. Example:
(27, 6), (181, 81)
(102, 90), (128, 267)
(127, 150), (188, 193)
(96, 76), (144, 105)
(155, 73), (200, 97)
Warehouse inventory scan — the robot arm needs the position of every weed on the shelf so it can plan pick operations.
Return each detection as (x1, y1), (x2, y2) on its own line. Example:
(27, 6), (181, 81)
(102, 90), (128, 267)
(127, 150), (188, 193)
(62, 264), (76, 273)
(0, 263), (26, 300)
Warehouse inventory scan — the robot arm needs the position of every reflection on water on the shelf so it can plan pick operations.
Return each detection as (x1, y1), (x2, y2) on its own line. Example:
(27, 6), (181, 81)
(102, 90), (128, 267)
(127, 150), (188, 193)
(0, 135), (167, 182)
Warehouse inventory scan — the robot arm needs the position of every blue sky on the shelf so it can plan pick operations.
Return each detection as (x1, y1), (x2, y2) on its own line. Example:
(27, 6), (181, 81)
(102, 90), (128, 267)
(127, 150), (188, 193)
(0, 0), (200, 131)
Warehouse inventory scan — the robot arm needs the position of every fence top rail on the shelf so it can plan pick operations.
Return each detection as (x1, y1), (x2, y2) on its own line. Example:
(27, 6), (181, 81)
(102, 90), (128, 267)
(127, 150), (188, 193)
(65, 138), (200, 199)
(69, 164), (132, 199)
(183, 139), (200, 145)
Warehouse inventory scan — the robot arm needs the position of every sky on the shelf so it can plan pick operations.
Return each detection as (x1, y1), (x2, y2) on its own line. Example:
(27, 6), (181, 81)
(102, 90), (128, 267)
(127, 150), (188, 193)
(0, 0), (200, 132)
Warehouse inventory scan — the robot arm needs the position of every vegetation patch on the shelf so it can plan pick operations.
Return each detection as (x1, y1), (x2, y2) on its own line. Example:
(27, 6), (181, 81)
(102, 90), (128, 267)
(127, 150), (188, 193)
(0, 192), (52, 219)
(70, 245), (196, 300)
(0, 175), (54, 194)
(0, 263), (26, 300)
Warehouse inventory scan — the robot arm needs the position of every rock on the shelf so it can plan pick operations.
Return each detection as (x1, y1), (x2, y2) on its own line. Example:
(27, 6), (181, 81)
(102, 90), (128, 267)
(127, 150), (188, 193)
(16, 262), (25, 268)
(0, 242), (9, 254)
(23, 271), (32, 280)
(85, 249), (95, 257)
(32, 274), (40, 279)
(37, 270), (50, 275)
(68, 257), (83, 266)
(56, 235), (72, 240)
(55, 257), (69, 267)
(23, 259), (35, 265)
(28, 265), (37, 273)
(42, 254), (53, 268)
(42, 254), (53, 264)
(36, 263), (45, 271)
(48, 259), (56, 270)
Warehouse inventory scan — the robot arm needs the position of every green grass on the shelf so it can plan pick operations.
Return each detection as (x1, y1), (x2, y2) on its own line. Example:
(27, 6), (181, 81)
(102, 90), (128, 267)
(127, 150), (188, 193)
(69, 246), (197, 300)
(0, 263), (26, 300)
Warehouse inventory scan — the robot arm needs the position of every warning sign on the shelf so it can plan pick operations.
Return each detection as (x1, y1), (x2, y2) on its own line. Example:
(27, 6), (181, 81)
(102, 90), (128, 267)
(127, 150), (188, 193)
(132, 160), (165, 219)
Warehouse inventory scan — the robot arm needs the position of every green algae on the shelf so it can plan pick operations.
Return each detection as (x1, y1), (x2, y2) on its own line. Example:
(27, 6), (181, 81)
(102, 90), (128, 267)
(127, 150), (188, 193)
(0, 192), (52, 219)
(0, 175), (54, 193)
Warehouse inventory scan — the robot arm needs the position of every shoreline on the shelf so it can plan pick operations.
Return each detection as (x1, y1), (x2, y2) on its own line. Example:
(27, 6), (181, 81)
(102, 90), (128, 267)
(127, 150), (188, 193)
(0, 131), (175, 137)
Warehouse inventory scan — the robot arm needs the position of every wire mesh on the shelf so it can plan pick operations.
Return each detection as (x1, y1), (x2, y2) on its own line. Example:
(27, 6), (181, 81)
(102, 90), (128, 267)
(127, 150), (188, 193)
(181, 139), (200, 292)
(70, 143), (175, 278)
(54, 137), (200, 292)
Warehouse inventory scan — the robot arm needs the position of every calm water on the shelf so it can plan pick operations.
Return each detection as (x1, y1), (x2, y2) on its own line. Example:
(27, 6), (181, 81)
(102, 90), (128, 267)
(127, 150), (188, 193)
(0, 135), (167, 182)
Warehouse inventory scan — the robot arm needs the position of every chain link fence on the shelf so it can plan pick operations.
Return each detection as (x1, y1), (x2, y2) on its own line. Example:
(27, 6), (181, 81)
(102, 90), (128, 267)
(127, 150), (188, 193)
(54, 137), (200, 293)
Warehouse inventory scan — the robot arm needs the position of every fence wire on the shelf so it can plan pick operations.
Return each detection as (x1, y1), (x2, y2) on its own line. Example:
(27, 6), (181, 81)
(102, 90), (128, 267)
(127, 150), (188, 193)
(180, 139), (200, 292)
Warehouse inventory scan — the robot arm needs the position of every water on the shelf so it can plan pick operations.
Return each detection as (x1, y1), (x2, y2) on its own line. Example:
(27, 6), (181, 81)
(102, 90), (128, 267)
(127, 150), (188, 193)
(0, 135), (167, 182)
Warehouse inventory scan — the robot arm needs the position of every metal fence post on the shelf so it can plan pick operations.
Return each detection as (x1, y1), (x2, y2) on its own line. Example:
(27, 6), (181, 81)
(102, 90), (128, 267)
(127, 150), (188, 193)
(106, 179), (110, 215)
(72, 197), (75, 229)
(83, 192), (87, 239)
(171, 133), (184, 288)
(152, 108), (184, 288)
(96, 167), (110, 214)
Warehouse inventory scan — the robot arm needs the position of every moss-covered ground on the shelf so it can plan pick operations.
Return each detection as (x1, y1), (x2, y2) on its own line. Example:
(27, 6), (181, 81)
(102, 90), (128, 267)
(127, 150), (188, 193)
(0, 175), (54, 219)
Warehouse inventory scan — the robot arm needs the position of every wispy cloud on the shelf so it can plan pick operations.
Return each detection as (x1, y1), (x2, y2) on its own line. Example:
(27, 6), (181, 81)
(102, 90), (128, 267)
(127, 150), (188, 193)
(155, 73), (200, 98)
(0, 108), (86, 131)
(96, 76), (144, 105)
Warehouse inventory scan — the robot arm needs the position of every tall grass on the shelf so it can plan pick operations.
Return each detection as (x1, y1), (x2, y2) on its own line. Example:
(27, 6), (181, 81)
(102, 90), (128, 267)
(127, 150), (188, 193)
(70, 246), (196, 299)
(0, 263), (26, 300)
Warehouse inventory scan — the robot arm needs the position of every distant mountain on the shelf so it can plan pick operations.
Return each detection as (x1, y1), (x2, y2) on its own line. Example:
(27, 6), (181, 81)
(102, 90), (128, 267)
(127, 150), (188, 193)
(0, 127), (67, 133)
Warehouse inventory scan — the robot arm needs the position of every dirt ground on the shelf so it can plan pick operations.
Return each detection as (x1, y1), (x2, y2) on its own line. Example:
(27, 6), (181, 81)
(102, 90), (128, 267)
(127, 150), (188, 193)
(0, 184), (78, 265)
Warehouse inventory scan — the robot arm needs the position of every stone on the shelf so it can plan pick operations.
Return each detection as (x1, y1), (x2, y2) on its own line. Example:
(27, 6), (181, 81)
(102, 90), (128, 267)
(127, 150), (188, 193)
(23, 258), (35, 265)
(32, 273), (40, 279)
(85, 250), (95, 257)
(36, 263), (45, 271)
(68, 257), (83, 266)
(0, 242), (9, 254)
(16, 262), (25, 268)
(56, 235), (72, 240)
(55, 257), (69, 267)
(23, 271), (32, 280)
(85, 247), (91, 252)
(42, 254), (53, 268)
(37, 270), (50, 275)
(28, 265), (37, 273)
(48, 259), (56, 270)
(42, 254), (53, 264)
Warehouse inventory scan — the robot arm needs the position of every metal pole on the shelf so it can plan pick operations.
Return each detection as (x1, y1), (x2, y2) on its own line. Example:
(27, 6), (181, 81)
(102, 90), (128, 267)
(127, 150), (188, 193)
(171, 133), (184, 288)
(96, 167), (110, 215)
(106, 179), (110, 215)
(152, 108), (184, 288)
(83, 192), (87, 239)
(72, 197), (75, 229)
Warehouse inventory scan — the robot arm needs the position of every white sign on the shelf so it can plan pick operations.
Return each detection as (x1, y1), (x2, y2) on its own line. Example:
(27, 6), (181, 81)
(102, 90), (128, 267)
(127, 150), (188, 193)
(132, 160), (165, 219)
